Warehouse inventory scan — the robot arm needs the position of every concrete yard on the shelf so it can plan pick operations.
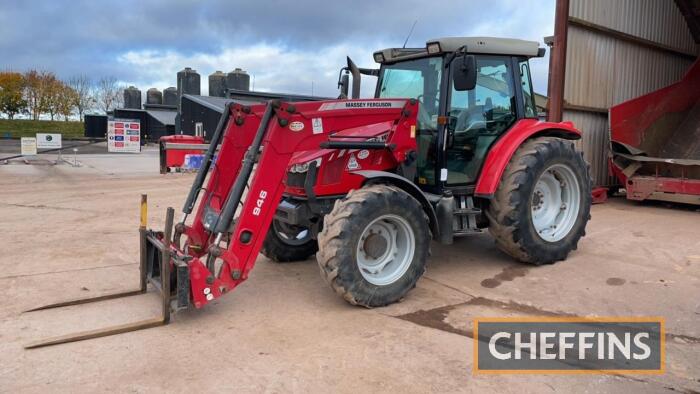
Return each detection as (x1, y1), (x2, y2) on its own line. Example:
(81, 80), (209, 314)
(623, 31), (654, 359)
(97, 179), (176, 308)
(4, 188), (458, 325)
(1, 150), (699, 393)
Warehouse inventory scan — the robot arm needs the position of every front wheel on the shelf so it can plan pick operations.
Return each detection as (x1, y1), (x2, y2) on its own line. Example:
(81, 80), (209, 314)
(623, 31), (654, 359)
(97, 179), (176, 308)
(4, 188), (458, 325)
(261, 220), (318, 262)
(316, 184), (430, 307)
(487, 137), (591, 265)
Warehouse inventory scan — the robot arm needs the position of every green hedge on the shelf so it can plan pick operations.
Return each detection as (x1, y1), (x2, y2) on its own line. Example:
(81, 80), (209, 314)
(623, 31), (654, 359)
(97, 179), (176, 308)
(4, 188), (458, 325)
(0, 119), (84, 139)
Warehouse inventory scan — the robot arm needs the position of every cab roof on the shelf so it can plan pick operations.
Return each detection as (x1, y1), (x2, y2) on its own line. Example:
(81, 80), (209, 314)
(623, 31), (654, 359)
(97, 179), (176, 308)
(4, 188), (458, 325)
(373, 37), (544, 64)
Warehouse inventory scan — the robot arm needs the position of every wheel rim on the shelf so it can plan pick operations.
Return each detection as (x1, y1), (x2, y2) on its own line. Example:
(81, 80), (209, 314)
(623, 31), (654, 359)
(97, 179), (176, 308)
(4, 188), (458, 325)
(273, 220), (311, 246)
(530, 163), (581, 242)
(356, 214), (415, 286)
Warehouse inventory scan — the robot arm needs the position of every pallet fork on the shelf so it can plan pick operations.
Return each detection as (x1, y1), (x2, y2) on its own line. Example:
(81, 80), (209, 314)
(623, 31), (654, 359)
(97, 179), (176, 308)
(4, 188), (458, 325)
(24, 196), (180, 349)
(23, 101), (242, 349)
(22, 98), (418, 348)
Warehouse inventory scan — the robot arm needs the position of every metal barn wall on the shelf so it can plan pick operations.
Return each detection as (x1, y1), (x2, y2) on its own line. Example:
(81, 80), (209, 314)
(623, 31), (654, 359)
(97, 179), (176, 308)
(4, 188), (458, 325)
(570, 0), (697, 54)
(561, 0), (698, 186)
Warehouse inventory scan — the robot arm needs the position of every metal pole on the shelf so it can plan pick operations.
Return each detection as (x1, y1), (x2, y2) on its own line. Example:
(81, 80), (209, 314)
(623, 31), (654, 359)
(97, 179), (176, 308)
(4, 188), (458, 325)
(161, 207), (174, 324)
(548, 0), (569, 123)
(139, 194), (148, 292)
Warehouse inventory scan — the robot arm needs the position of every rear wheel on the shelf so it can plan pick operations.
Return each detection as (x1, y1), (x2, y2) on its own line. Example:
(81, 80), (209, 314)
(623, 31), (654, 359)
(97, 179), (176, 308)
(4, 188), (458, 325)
(487, 137), (591, 264)
(317, 184), (430, 307)
(261, 220), (318, 262)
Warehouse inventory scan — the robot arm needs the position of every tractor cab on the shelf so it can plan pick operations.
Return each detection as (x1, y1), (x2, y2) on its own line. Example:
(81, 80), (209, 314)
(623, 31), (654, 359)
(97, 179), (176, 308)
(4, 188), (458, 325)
(342, 37), (544, 194)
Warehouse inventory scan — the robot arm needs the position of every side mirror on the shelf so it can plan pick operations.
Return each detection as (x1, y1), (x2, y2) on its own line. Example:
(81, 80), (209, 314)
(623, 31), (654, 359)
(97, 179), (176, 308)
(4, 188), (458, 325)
(338, 72), (349, 99)
(453, 55), (477, 91)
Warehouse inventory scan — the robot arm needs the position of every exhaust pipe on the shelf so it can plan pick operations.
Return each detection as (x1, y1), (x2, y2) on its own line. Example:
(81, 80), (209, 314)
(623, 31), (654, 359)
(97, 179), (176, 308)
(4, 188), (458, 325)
(347, 57), (361, 99)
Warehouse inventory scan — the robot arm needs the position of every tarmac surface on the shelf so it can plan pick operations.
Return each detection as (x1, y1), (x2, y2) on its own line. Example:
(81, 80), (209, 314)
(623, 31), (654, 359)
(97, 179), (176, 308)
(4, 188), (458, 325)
(1, 150), (699, 393)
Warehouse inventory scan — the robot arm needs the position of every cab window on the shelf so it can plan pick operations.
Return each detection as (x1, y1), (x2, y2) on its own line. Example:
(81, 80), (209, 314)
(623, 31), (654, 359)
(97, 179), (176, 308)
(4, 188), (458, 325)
(446, 55), (516, 185)
(519, 60), (537, 118)
(378, 57), (443, 186)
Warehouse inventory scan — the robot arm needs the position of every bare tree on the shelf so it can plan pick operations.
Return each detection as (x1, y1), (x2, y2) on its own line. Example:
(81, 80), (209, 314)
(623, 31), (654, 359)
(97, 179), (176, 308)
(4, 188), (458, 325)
(96, 76), (123, 113)
(67, 74), (94, 120)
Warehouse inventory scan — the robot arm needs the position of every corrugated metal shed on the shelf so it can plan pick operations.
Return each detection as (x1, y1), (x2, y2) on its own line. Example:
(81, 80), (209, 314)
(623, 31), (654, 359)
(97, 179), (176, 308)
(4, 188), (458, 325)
(570, 0), (697, 54)
(549, 0), (699, 186)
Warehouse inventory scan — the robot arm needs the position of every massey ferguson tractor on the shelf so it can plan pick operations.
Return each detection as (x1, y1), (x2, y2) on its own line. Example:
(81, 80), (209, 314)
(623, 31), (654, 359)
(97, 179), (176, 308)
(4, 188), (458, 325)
(26, 37), (591, 348)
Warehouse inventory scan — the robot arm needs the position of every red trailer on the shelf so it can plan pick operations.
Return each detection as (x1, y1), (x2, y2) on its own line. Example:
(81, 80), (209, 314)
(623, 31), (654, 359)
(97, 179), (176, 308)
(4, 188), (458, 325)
(610, 59), (700, 205)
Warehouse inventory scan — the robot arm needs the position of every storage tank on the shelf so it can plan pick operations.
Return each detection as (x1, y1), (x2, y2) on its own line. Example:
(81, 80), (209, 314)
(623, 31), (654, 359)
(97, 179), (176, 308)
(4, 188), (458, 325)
(177, 67), (201, 97)
(123, 86), (142, 109)
(226, 68), (250, 91)
(177, 67), (200, 112)
(208, 71), (227, 97)
(146, 88), (163, 105)
(163, 87), (177, 106)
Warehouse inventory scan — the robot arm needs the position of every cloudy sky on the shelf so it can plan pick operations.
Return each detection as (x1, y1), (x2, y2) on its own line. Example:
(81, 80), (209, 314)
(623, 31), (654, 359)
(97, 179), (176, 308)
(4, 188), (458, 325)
(1, 0), (555, 97)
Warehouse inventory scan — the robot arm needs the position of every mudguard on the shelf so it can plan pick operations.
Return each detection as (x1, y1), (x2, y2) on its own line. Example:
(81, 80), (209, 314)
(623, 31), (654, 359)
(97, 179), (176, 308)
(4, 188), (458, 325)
(355, 170), (440, 239)
(474, 119), (581, 198)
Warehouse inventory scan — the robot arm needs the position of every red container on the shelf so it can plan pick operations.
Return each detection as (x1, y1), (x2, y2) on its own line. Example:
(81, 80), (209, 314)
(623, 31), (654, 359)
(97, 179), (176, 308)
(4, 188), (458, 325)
(159, 135), (206, 173)
(610, 59), (700, 205)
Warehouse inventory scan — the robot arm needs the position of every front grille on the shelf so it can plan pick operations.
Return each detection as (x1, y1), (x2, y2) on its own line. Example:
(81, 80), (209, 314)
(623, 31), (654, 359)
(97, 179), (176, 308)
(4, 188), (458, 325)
(286, 171), (307, 188)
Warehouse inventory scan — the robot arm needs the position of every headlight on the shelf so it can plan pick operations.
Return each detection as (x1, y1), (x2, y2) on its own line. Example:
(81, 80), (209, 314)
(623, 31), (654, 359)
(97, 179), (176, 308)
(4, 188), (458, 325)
(289, 158), (322, 173)
(373, 52), (385, 63)
(426, 42), (441, 54)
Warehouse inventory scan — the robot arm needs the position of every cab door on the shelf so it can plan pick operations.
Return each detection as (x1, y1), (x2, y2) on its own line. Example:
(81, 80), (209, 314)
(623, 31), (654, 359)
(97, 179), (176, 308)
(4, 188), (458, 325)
(444, 55), (518, 185)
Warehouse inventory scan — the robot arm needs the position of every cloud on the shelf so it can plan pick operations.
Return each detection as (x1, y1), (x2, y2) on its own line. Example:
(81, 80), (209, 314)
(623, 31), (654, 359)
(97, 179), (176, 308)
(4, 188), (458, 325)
(1, 0), (555, 96)
(116, 42), (385, 97)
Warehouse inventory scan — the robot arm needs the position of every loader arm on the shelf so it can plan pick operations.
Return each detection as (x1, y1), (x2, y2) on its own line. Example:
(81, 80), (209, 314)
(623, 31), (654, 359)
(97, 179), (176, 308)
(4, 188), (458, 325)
(24, 98), (418, 349)
(183, 99), (419, 308)
(178, 103), (265, 253)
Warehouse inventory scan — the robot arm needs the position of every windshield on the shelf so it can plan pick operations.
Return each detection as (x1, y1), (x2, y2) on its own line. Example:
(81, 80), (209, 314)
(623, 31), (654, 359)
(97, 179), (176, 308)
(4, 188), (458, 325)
(378, 56), (443, 187)
(378, 56), (443, 130)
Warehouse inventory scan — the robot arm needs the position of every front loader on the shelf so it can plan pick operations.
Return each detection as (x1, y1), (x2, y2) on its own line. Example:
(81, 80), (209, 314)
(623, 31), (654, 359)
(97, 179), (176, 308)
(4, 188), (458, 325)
(26, 37), (591, 348)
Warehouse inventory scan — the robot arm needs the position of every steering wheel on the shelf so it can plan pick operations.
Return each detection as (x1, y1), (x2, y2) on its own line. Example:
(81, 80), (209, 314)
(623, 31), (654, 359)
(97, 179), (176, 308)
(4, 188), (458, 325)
(455, 109), (471, 131)
(416, 94), (440, 108)
(416, 94), (440, 129)
(415, 95), (430, 127)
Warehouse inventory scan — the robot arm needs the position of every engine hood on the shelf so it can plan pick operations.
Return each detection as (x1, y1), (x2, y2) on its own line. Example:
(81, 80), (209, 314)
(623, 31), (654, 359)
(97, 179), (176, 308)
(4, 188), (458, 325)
(289, 120), (393, 165)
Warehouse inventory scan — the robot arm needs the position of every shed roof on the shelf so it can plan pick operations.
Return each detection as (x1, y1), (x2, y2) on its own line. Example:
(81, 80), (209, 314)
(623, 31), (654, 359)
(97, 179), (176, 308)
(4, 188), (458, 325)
(148, 110), (176, 126)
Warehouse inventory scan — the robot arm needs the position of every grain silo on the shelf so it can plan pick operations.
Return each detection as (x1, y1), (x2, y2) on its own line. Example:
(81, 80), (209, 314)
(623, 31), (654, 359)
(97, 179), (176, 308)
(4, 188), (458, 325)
(177, 67), (201, 111)
(226, 68), (250, 91)
(146, 88), (163, 105)
(123, 86), (142, 109)
(208, 71), (227, 97)
(163, 87), (178, 106)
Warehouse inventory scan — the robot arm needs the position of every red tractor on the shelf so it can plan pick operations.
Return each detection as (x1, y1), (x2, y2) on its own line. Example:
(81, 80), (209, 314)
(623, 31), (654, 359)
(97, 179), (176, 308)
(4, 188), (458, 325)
(257, 37), (592, 306)
(27, 37), (591, 348)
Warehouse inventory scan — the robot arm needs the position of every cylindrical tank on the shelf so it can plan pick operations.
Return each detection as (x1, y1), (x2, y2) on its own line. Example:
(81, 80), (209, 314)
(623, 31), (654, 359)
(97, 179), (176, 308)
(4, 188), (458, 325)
(208, 71), (227, 97)
(123, 86), (142, 109)
(177, 67), (200, 112)
(163, 87), (177, 106)
(146, 88), (163, 105)
(177, 67), (201, 97)
(226, 68), (250, 92)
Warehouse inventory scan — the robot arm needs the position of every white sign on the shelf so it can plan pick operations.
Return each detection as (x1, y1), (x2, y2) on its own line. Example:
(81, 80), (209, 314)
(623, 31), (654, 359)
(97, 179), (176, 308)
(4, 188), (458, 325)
(312, 118), (323, 134)
(21, 137), (37, 156)
(36, 133), (62, 149)
(318, 100), (406, 111)
(107, 119), (141, 153)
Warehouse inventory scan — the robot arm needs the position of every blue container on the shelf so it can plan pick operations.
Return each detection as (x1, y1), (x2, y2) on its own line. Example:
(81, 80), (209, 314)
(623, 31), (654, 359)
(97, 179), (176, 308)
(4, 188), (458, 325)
(183, 154), (204, 170)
